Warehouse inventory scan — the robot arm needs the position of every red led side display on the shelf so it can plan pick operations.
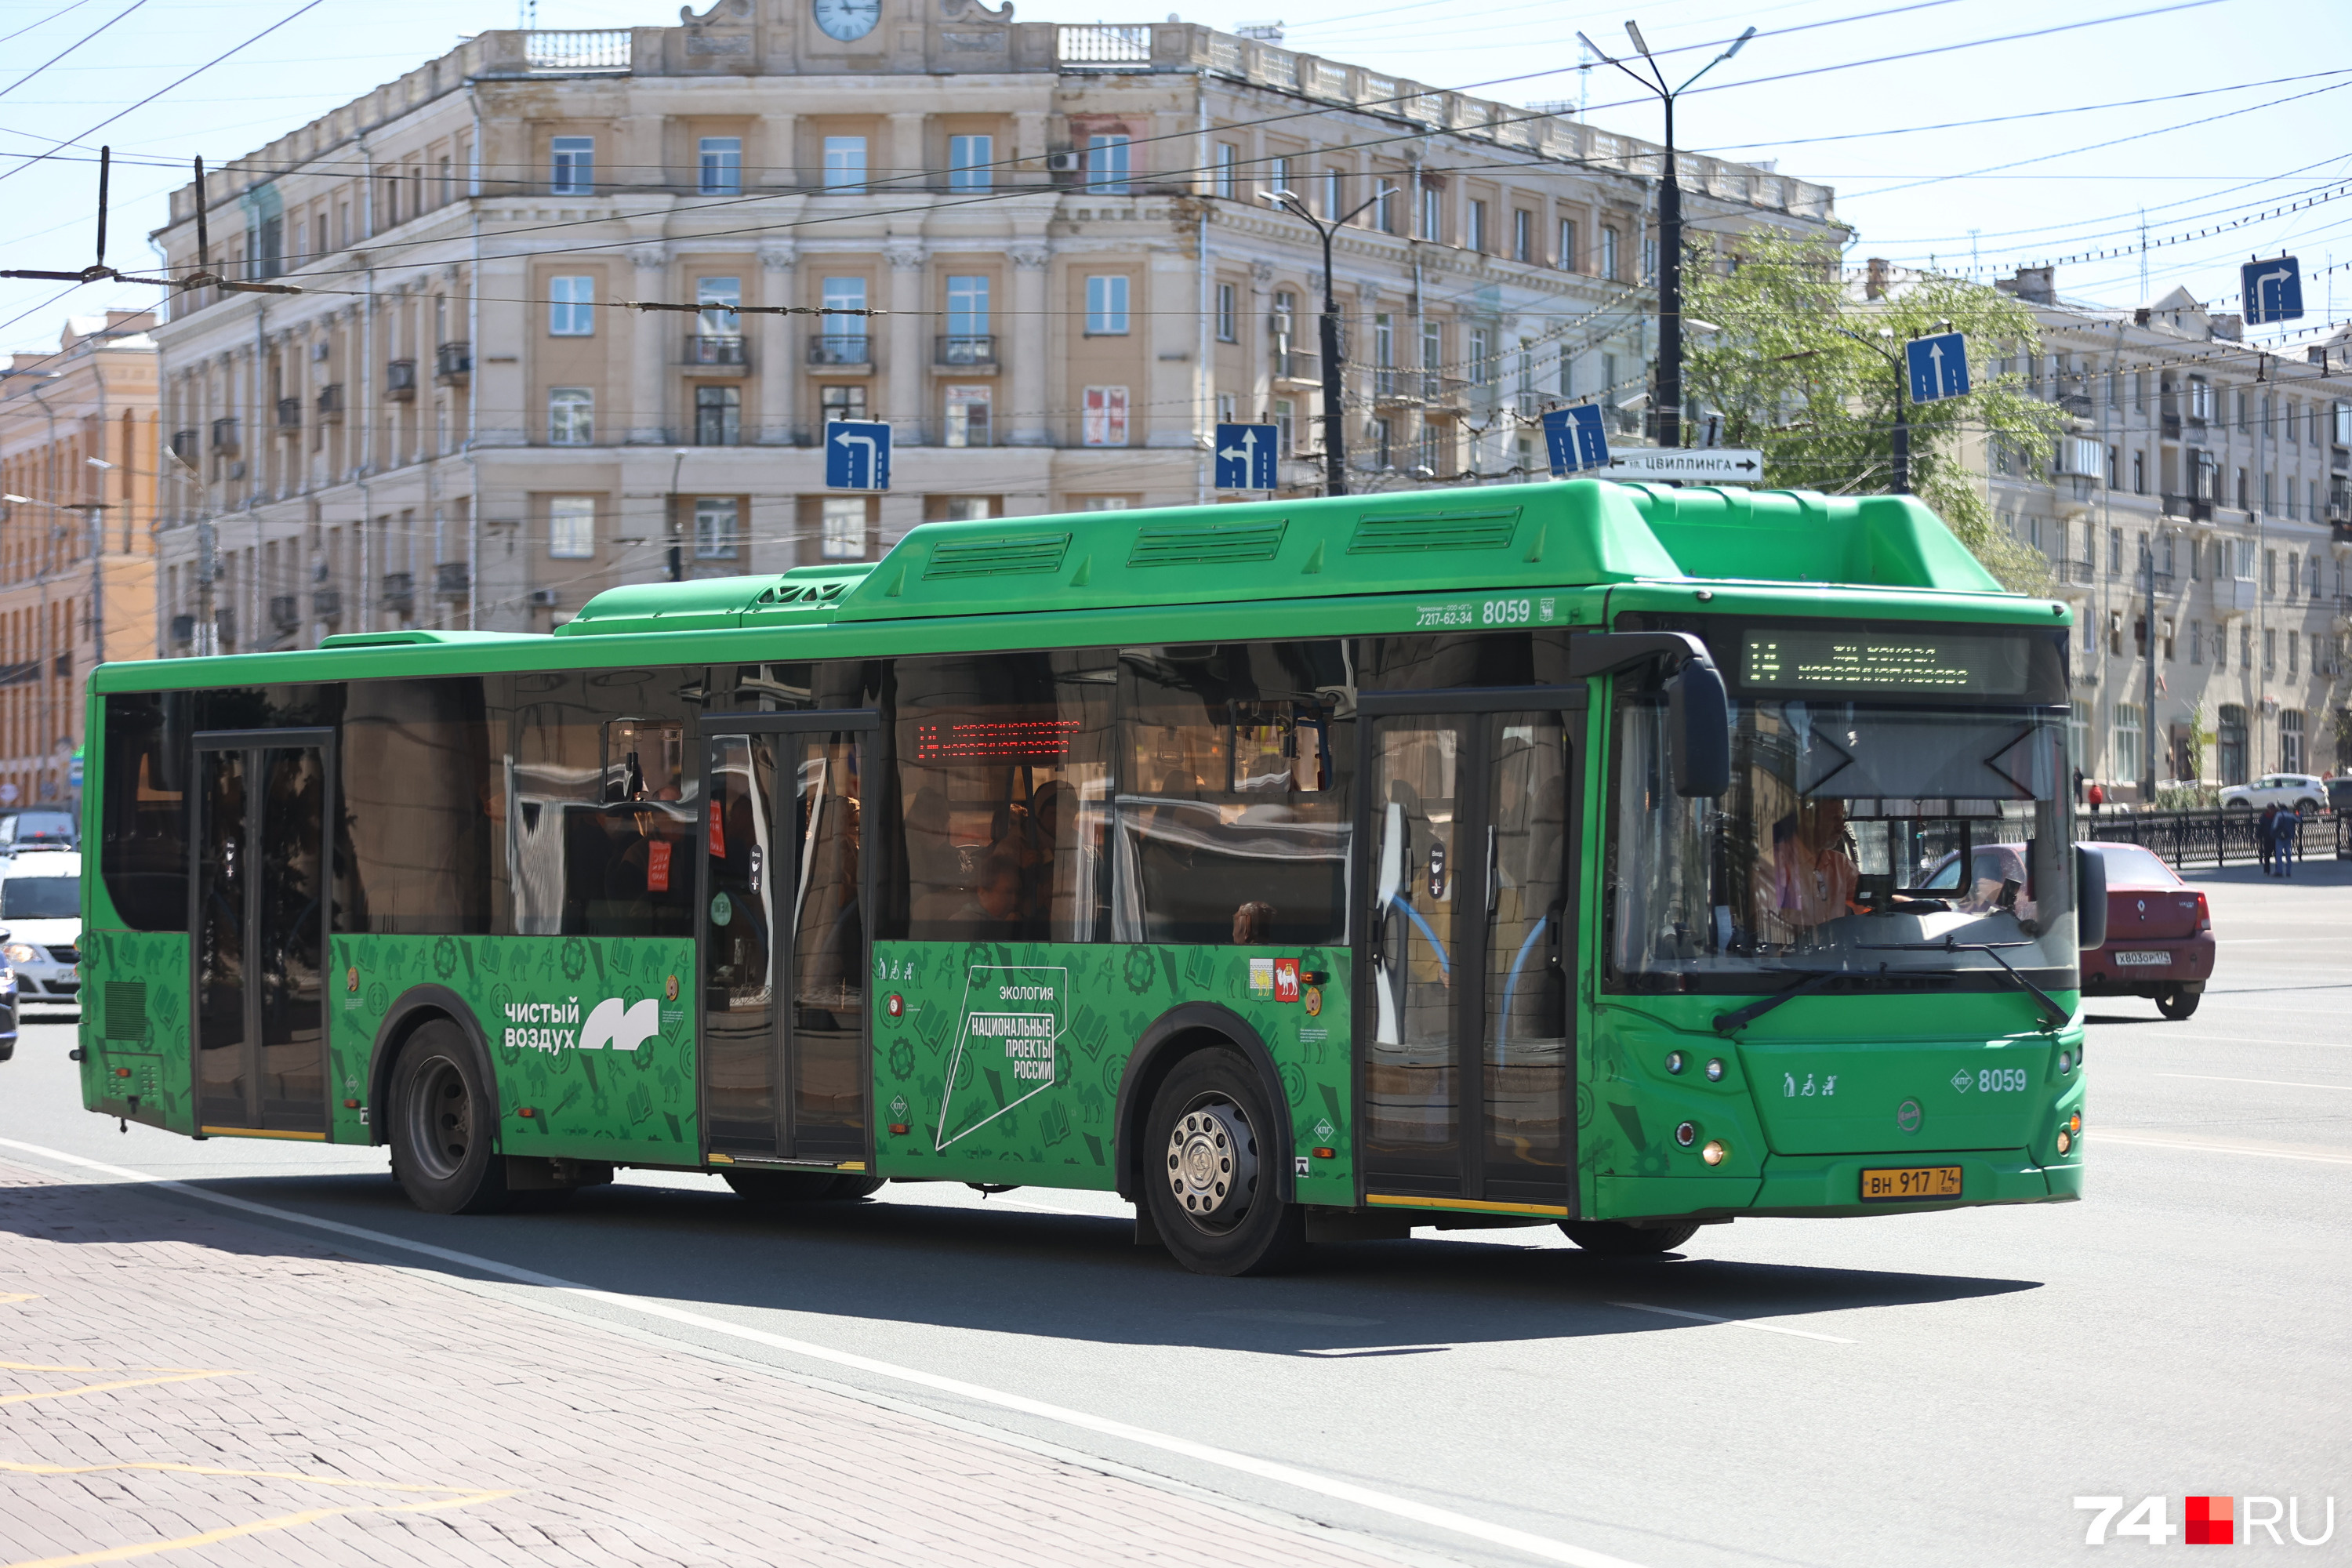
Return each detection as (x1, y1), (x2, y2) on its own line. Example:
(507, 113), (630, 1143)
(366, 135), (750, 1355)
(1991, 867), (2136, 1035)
(913, 717), (1082, 764)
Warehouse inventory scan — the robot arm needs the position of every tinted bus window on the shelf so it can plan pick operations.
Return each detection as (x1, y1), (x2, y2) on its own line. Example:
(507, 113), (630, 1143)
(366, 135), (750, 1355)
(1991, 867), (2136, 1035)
(99, 691), (189, 931)
(1114, 641), (1353, 946)
(336, 678), (496, 935)
(886, 651), (1115, 942)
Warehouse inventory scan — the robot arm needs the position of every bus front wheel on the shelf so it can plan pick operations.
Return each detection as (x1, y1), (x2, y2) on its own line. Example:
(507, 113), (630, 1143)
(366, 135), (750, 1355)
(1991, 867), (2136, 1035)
(1559, 1219), (1700, 1255)
(1143, 1048), (1305, 1277)
(389, 1020), (510, 1216)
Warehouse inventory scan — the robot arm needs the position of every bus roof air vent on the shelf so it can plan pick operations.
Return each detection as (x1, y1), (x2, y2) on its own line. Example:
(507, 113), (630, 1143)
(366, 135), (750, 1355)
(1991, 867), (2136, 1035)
(1347, 506), (1521, 554)
(922, 532), (1072, 579)
(1127, 518), (1287, 568)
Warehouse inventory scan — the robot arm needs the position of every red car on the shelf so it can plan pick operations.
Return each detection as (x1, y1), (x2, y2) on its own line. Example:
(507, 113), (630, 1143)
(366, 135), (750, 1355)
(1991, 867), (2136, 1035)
(2077, 841), (2213, 1018)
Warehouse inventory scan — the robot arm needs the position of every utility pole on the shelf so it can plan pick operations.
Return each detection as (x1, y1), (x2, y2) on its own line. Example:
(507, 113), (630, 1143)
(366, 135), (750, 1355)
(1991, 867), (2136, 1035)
(1261, 183), (1392, 496)
(666, 447), (688, 581)
(85, 457), (112, 669)
(1580, 20), (1754, 450)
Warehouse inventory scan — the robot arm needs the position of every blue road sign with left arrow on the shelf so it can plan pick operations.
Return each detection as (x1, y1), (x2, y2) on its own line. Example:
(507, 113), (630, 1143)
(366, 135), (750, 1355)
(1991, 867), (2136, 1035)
(1541, 405), (1610, 475)
(825, 419), (891, 490)
(1905, 332), (1970, 404)
(2243, 256), (2303, 325)
(1213, 423), (1279, 490)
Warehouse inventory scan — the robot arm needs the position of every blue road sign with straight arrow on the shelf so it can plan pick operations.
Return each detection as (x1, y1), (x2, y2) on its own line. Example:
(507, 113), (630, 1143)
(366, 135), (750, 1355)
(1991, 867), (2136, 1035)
(1541, 405), (1610, 475)
(1213, 423), (1279, 490)
(825, 419), (891, 491)
(1905, 332), (1969, 404)
(2242, 256), (2303, 325)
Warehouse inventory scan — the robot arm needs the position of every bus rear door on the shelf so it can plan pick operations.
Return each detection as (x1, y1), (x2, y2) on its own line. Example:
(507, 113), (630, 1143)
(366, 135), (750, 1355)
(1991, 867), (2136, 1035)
(698, 712), (878, 1167)
(1358, 691), (1582, 1213)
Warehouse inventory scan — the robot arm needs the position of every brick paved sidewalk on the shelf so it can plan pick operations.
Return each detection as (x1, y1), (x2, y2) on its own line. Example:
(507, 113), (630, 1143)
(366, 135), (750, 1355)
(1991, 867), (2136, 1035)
(0, 1160), (1403, 1568)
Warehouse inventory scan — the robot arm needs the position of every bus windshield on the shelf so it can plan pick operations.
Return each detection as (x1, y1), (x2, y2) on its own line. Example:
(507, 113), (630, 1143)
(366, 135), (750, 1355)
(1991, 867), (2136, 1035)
(1610, 699), (2074, 987)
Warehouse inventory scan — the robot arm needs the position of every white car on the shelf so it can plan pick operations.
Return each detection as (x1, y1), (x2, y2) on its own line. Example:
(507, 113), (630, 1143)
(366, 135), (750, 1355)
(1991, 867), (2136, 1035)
(2218, 773), (2326, 813)
(0, 848), (81, 1011)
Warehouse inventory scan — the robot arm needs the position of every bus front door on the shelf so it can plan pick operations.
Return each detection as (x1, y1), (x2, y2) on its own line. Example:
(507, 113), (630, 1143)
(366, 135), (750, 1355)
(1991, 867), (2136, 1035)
(191, 729), (333, 1138)
(699, 716), (877, 1167)
(1360, 702), (1578, 1210)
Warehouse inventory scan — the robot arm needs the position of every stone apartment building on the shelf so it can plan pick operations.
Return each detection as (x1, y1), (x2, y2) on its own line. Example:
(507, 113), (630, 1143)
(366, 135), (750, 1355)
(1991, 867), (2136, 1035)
(1980, 267), (2351, 793)
(146, 0), (1835, 646)
(0, 311), (160, 807)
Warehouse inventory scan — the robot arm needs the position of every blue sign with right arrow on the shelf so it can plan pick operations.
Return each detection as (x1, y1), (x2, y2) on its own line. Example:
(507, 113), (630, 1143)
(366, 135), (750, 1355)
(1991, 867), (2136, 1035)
(2242, 255), (2302, 325)
(1905, 332), (1970, 404)
(1541, 405), (1610, 475)
(1213, 423), (1279, 490)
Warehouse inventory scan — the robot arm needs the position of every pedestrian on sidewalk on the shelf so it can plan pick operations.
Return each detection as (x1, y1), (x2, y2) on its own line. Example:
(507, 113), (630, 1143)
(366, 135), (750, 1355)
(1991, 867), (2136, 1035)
(2088, 780), (2105, 815)
(2258, 803), (2278, 875)
(2276, 801), (2299, 879)
(2074, 767), (2085, 807)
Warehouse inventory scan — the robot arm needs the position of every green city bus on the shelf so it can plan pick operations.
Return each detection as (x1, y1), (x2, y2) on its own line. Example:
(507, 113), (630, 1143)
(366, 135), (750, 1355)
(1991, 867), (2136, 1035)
(79, 480), (2096, 1275)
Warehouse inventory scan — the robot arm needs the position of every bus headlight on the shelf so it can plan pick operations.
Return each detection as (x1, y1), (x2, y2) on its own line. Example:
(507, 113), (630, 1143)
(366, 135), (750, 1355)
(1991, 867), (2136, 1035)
(2056, 1131), (2072, 1155)
(1701, 1140), (1728, 1166)
(2, 942), (35, 965)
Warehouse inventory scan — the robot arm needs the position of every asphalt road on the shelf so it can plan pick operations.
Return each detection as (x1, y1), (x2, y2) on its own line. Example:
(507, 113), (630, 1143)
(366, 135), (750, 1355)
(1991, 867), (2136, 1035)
(3, 859), (2346, 1568)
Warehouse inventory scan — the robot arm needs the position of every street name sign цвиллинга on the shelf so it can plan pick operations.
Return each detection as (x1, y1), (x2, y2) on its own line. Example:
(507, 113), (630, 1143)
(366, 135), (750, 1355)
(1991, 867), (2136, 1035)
(1905, 332), (1970, 405)
(826, 419), (892, 490)
(1598, 448), (1763, 484)
(1212, 423), (1279, 491)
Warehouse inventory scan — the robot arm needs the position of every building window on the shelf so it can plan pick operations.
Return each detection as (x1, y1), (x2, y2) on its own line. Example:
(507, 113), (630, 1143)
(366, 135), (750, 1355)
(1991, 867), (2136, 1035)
(2112, 703), (2143, 780)
(948, 134), (993, 192)
(1080, 496), (1131, 511)
(1422, 321), (1442, 388)
(1512, 209), (1532, 263)
(1602, 351), (1619, 399)
(1084, 133), (1131, 194)
(547, 388), (593, 445)
(549, 276), (595, 336)
(549, 496), (596, 560)
(941, 498), (993, 521)
(1323, 168), (1343, 220)
(1419, 183), (1441, 241)
(1372, 312), (1393, 375)
(819, 384), (867, 423)
(1558, 216), (1578, 270)
(943, 384), (992, 448)
(1085, 274), (1129, 335)
(1468, 326), (1493, 386)
(2263, 628), (2277, 673)
(1212, 142), (1236, 200)
(695, 386), (741, 446)
(1467, 199), (1487, 252)
(2281, 709), (2305, 771)
(696, 275), (741, 336)
(550, 136), (593, 195)
(1376, 182), (1399, 234)
(1372, 416), (1392, 468)
(1557, 345), (1573, 397)
(820, 497), (866, 558)
(821, 276), (867, 356)
(946, 274), (989, 342)
(1215, 282), (1237, 343)
(1267, 155), (1289, 198)
(1082, 386), (1129, 446)
(2131, 450), (2146, 494)
(1419, 417), (1446, 475)
(822, 136), (867, 190)
(698, 136), (742, 196)
(2067, 700), (2090, 773)
(693, 495), (739, 560)
(1601, 227), (1621, 281)
(1272, 396), (1294, 455)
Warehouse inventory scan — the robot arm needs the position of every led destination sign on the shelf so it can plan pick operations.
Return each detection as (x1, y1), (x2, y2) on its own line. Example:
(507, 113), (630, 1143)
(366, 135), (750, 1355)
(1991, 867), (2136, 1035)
(1741, 630), (2031, 696)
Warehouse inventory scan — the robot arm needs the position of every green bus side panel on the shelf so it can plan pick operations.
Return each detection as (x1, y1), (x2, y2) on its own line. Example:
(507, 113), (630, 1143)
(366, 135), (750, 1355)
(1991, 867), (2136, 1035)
(870, 940), (1353, 1202)
(331, 933), (701, 1160)
(77, 929), (195, 1134)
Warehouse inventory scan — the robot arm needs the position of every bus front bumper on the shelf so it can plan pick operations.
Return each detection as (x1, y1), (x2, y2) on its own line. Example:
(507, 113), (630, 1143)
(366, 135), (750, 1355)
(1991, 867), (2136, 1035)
(1595, 1149), (2082, 1222)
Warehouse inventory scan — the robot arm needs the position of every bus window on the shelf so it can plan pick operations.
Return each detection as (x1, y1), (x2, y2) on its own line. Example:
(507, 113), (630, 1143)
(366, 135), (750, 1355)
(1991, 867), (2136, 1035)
(1113, 642), (1353, 947)
(887, 651), (1115, 943)
(337, 678), (496, 935)
(100, 691), (189, 930)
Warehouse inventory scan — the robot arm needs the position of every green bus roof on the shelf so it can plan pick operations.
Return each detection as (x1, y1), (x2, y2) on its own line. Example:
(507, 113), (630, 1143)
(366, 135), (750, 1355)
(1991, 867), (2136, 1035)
(97, 482), (2049, 692)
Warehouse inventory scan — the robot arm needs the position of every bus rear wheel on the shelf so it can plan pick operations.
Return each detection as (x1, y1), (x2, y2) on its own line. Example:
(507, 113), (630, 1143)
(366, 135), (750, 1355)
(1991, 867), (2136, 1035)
(389, 1020), (510, 1216)
(1559, 1219), (1700, 1255)
(1143, 1048), (1305, 1277)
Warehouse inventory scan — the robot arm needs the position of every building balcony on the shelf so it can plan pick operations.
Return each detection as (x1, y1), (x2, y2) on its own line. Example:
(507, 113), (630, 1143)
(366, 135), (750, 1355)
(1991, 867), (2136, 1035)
(209, 417), (240, 456)
(2216, 577), (2256, 614)
(169, 429), (198, 463)
(312, 586), (342, 619)
(434, 561), (470, 598)
(274, 397), (302, 431)
(808, 337), (871, 367)
(434, 340), (472, 384)
(380, 571), (415, 612)
(385, 360), (418, 401)
(315, 383), (344, 420)
(169, 614), (194, 648)
(1272, 350), (1321, 385)
(268, 594), (300, 632)
(935, 335), (996, 369)
(2056, 559), (2096, 586)
(2058, 392), (2093, 419)
(2160, 412), (2181, 439)
(2161, 493), (2212, 523)
(683, 334), (748, 372)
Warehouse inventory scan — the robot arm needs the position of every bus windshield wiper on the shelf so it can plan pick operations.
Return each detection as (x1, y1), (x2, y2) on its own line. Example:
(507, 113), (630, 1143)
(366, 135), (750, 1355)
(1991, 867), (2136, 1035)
(1854, 936), (2069, 1033)
(1712, 970), (1842, 1035)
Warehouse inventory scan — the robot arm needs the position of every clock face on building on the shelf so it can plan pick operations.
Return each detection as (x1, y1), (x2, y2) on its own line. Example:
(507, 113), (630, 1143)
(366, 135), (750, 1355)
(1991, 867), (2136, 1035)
(811, 0), (880, 40)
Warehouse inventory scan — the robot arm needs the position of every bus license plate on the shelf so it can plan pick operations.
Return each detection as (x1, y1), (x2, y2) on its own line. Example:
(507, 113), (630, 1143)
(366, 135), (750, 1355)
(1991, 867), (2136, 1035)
(2111, 950), (2169, 967)
(1860, 1165), (1962, 1202)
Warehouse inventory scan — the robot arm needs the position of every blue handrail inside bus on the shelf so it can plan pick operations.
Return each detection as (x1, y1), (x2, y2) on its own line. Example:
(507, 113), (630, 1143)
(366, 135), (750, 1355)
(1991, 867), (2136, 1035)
(1495, 913), (1550, 1067)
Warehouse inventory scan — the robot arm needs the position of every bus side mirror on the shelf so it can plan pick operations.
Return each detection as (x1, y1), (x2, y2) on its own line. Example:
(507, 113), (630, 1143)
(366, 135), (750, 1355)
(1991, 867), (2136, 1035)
(1668, 659), (1730, 798)
(2075, 844), (2107, 951)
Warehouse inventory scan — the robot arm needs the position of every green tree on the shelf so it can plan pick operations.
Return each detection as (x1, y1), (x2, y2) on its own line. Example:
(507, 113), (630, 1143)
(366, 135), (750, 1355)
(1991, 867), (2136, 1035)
(1682, 231), (2066, 590)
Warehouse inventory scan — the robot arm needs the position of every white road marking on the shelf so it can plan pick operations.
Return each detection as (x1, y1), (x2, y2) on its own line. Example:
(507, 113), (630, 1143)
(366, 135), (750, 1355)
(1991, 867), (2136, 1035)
(2091, 1132), (2352, 1166)
(2157, 1073), (2352, 1093)
(0, 1137), (1650, 1568)
(1606, 1301), (1855, 1344)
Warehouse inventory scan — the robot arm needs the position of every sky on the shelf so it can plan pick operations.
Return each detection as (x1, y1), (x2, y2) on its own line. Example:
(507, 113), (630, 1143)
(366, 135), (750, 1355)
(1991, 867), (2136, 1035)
(2, 0), (2347, 356)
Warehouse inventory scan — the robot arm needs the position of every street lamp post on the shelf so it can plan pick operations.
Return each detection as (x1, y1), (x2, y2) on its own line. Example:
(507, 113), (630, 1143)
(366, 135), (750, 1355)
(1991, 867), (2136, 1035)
(1578, 21), (1755, 451)
(1261, 184), (1392, 497)
(85, 456), (112, 669)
